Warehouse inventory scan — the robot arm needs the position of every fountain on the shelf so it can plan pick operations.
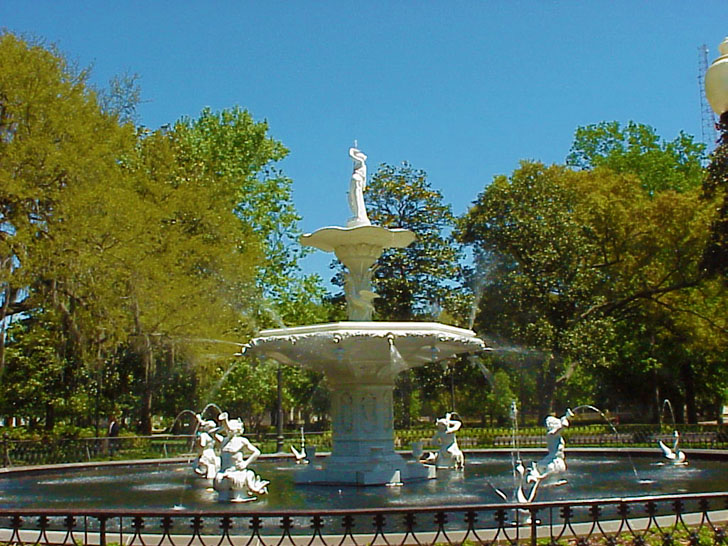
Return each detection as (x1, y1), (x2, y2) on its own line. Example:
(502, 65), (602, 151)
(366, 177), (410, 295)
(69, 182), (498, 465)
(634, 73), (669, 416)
(247, 146), (485, 485)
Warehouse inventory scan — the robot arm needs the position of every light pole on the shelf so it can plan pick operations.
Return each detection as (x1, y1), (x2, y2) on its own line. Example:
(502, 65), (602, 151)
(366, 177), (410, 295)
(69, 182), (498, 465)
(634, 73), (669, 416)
(276, 363), (284, 453)
(704, 36), (728, 278)
(706, 36), (728, 127)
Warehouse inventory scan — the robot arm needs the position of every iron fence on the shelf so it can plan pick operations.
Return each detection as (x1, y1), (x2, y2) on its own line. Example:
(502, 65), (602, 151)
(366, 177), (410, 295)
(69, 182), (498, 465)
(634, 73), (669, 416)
(2, 426), (726, 468)
(0, 492), (726, 545)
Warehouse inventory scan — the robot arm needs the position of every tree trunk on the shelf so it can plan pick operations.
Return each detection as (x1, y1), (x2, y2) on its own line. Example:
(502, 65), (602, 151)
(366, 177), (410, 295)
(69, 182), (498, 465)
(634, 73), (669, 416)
(536, 356), (558, 420)
(681, 361), (697, 424)
(0, 278), (15, 380)
(139, 337), (154, 435)
(44, 403), (55, 431)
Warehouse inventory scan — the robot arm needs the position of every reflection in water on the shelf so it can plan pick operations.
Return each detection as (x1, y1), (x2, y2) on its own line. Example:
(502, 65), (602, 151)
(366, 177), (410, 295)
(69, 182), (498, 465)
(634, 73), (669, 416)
(2, 454), (727, 511)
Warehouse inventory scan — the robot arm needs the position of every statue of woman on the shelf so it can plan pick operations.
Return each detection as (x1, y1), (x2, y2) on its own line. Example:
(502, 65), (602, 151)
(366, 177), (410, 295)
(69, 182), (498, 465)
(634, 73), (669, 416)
(347, 147), (371, 227)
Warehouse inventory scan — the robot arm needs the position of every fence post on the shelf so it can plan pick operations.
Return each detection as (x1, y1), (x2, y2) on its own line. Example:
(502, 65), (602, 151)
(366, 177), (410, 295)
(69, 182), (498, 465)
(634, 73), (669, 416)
(530, 508), (538, 546)
(2, 433), (10, 467)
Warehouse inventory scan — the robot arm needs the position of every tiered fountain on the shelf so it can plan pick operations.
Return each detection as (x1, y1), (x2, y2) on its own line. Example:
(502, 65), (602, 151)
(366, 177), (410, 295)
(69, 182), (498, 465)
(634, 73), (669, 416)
(248, 147), (486, 485)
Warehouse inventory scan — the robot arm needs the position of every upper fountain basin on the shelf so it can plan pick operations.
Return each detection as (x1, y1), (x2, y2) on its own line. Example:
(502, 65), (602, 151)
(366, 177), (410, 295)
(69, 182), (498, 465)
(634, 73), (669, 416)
(300, 225), (416, 253)
(248, 321), (486, 384)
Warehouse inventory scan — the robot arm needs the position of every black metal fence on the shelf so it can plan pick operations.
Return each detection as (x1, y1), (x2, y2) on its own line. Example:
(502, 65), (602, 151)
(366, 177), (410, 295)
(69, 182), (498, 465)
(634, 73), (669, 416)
(1, 492), (726, 545)
(2, 425), (727, 467)
(0, 435), (195, 466)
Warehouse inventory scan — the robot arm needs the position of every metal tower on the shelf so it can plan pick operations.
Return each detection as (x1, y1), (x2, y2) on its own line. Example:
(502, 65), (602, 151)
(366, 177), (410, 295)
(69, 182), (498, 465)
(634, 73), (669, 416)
(699, 44), (718, 154)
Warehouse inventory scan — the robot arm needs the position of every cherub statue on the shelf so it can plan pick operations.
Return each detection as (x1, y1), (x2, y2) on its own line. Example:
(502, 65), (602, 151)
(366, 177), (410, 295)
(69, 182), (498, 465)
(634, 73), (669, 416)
(213, 412), (269, 502)
(193, 413), (221, 480)
(432, 412), (465, 469)
(537, 408), (573, 475)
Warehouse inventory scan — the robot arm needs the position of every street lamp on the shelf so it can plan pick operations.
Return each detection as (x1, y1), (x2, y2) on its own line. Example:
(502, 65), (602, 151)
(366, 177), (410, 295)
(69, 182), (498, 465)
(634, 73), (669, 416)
(706, 37), (728, 126)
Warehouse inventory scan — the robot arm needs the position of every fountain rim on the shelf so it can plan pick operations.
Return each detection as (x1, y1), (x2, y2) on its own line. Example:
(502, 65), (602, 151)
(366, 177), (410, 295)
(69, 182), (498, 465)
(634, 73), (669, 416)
(3, 447), (727, 479)
(252, 321), (485, 341)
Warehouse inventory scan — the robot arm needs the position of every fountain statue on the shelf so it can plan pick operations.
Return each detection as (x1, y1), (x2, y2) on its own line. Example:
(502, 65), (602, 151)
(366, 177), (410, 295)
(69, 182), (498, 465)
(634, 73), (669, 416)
(290, 427), (309, 464)
(431, 412), (465, 469)
(192, 414), (221, 480)
(347, 146), (370, 228)
(213, 412), (269, 502)
(658, 430), (687, 465)
(657, 399), (687, 465)
(537, 408), (573, 476)
(248, 146), (486, 485)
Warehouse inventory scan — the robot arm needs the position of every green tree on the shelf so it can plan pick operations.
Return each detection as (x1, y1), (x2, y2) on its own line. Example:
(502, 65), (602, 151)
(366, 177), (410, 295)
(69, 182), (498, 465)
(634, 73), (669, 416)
(566, 121), (705, 194)
(362, 162), (468, 321)
(458, 161), (715, 417)
(702, 114), (728, 278)
(347, 162), (469, 427)
(0, 32), (138, 384)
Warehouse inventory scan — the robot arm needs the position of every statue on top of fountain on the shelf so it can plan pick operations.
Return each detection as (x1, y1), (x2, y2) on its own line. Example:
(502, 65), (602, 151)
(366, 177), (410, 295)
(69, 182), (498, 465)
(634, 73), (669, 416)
(537, 408), (574, 476)
(299, 146), (417, 323)
(213, 412), (269, 502)
(347, 146), (370, 228)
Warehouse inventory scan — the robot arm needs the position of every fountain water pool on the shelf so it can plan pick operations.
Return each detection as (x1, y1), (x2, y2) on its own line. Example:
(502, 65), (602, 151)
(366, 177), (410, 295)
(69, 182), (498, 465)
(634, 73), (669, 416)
(2, 452), (726, 511)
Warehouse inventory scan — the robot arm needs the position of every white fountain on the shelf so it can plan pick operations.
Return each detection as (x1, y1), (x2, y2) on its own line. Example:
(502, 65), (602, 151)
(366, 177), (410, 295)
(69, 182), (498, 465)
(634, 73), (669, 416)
(248, 146), (486, 485)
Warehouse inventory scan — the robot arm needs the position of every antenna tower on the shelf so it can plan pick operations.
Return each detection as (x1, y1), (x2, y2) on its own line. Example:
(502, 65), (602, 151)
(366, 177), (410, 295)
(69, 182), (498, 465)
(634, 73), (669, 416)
(698, 44), (718, 153)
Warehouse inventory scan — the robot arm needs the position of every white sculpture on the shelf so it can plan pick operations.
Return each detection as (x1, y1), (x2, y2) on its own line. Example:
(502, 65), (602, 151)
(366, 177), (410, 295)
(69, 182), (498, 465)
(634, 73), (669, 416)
(213, 412), (269, 502)
(347, 147), (371, 228)
(658, 430), (687, 465)
(515, 460), (545, 504)
(193, 414), (221, 480)
(432, 412), (465, 469)
(290, 427), (309, 464)
(343, 269), (378, 320)
(536, 408), (573, 475)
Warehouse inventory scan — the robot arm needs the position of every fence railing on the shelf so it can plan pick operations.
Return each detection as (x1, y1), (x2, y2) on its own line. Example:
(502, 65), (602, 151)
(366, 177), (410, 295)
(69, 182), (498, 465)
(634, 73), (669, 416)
(1, 492), (726, 546)
(2, 425), (727, 467)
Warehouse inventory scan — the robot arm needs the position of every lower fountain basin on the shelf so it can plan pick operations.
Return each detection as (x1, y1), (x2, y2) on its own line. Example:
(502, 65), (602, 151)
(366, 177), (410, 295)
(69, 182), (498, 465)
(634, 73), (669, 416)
(2, 452), (727, 510)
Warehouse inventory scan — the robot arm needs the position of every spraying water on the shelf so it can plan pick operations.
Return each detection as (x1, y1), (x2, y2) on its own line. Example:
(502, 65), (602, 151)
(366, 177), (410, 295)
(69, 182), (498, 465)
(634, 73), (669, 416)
(571, 405), (652, 484)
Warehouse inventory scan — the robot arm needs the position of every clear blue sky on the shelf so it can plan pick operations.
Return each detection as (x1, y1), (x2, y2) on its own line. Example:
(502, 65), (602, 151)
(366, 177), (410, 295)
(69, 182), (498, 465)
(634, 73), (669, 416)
(1, 2), (725, 280)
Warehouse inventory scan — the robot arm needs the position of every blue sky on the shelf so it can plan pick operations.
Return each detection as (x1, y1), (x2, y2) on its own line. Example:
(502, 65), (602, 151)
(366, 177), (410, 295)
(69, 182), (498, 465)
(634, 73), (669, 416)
(1, 2), (725, 281)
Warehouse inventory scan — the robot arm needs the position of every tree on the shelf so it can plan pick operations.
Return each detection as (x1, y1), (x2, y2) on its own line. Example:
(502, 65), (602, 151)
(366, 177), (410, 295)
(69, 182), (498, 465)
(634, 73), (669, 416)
(361, 162), (468, 321)
(0, 32), (138, 383)
(340, 162), (470, 427)
(458, 160), (715, 417)
(566, 121), (705, 194)
(702, 114), (728, 279)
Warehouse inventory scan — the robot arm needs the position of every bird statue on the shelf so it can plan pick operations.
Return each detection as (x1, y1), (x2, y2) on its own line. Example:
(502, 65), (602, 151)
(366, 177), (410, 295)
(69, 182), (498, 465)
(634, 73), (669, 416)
(658, 430), (687, 465)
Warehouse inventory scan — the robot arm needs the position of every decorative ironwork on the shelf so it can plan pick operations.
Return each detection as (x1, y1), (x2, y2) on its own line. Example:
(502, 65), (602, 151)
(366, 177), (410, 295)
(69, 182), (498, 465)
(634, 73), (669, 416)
(0, 492), (726, 546)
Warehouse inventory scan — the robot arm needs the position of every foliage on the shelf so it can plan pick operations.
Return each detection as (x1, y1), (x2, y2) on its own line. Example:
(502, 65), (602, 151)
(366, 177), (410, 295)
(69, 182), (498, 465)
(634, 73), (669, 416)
(362, 162), (469, 321)
(458, 158), (717, 417)
(0, 32), (315, 434)
(566, 120), (705, 194)
(702, 114), (728, 278)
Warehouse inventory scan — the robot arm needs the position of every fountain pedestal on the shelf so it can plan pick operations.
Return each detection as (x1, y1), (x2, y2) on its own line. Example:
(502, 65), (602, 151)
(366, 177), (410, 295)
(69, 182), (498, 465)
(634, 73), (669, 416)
(249, 321), (483, 485)
(297, 383), (433, 484)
